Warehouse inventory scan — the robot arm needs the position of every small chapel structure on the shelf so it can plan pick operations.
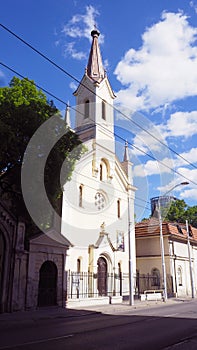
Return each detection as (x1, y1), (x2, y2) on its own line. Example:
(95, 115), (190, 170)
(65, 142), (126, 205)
(61, 29), (136, 302)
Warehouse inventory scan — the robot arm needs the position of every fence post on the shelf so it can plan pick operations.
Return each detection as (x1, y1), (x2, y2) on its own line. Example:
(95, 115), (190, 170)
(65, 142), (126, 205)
(137, 271), (140, 298)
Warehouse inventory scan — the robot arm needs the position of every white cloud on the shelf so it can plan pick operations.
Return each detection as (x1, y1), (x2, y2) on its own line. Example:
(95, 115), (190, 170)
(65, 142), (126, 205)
(133, 157), (174, 177)
(180, 188), (197, 200)
(176, 167), (197, 184)
(166, 111), (197, 138)
(114, 11), (197, 110)
(130, 110), (197, 163)
(62, 5), (103, 42)
(61, 5), (103, 61)
(160, 167), (197, 202)
(62, 5), (100, 41)
(103, 59), (109, 72)
(0, 70), (5, 85)
(175, 148), (197, 167)
(190, 1), (197, 14)
(63, 42), (87, 60)
(69, 81), (78, 91)
(131, 123), (167, 155)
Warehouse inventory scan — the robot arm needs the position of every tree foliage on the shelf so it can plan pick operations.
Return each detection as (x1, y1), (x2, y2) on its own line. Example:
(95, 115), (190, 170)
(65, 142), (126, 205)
(165, 199), (197, 228)
(0, 77), (85, 234)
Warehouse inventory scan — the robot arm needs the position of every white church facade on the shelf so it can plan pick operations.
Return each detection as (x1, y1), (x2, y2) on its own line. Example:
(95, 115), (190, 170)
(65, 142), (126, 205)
(0, 29), (136, 313)
(61, 29), (136, 302)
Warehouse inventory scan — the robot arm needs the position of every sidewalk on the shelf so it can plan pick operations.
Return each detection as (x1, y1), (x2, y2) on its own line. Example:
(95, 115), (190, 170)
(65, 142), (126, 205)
(0, 297), (193, 331)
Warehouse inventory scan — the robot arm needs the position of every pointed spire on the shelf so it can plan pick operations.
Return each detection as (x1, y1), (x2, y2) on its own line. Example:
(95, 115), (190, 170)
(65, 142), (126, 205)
(65, 102), (71, 127)
(123, 140), (129, 162)
(86, 29), (105, 82)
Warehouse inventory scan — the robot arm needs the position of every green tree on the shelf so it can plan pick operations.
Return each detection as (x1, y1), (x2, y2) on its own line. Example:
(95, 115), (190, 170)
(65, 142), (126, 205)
(165, 199), (197, 228)
(165, 199), (187, 223)
(185, 206), (197, 228)
(0, 77), (85, 234)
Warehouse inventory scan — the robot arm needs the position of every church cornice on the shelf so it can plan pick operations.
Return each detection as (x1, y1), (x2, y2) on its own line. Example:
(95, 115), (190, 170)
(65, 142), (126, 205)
(94, 222), (117, 252)
(73, 74), (116, 100)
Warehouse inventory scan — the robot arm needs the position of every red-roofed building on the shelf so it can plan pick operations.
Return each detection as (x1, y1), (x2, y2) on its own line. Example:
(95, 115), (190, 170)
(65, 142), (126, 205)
(135, 218), (197, 298)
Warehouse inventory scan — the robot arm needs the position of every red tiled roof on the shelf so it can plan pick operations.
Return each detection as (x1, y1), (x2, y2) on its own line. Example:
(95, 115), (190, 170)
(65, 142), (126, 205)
(135, 219), (197, 243)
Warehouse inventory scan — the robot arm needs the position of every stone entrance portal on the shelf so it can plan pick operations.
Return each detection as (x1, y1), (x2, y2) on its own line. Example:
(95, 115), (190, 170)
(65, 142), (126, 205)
(38, 260), (57, 307)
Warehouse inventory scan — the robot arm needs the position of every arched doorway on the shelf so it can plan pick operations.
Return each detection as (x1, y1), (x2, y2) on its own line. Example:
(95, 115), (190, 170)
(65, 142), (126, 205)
(0, 232), (5, 313)
(118, 262), (122, 296)
(38, 261), (57, 307)
(151, 268), (161, 288)
(97, 257), (107, 296)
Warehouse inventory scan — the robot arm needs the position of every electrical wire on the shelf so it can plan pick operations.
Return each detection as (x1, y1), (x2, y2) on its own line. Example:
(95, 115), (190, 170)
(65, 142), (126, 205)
(1, 60), (197, 188)
(1, 22), (197, 171)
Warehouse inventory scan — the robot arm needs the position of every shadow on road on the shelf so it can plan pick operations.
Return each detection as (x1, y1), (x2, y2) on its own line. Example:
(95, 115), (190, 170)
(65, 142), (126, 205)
(1, 302), (197, 349)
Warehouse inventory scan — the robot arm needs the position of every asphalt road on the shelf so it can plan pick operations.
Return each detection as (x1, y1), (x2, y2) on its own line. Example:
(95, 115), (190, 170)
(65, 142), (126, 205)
(1, 300), (197, 349)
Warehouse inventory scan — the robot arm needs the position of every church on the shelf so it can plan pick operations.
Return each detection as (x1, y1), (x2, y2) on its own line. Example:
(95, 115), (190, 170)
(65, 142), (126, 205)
(0, 29), (136, 313)
(61, 29), (136, 303)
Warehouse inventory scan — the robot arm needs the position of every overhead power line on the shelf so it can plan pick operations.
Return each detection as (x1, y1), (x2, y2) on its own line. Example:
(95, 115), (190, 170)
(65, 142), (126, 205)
(1, 61), (197, 188)
(1, 22), (197, 172)
(0, 62), (68, 107)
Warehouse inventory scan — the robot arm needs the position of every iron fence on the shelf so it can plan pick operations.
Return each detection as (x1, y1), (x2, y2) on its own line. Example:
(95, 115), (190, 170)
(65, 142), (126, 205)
(134, 273), (173, 297)
(67, 271), (130, 299)
(66, 271), (174, 299)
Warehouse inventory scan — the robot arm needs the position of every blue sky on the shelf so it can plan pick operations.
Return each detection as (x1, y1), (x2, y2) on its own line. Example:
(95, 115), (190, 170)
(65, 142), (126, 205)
(1, 0), (197, 220)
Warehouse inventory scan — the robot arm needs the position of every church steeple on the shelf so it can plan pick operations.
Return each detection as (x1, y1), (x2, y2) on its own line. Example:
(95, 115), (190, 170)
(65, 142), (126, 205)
(64, 102), (71, 127)
(123, 140), (129, 162)
(74, 28), (115, 151)
(86, 29), (106, 83)
(121, 140), (133, 185)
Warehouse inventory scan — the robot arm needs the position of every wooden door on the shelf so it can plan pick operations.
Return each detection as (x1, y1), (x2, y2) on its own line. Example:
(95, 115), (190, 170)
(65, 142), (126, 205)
(97, 257), (107, 296)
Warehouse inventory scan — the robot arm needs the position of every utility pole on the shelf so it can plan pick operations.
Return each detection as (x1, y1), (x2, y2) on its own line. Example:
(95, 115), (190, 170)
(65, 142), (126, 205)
(158, 198), (167, 302)
(186, 220), (195, 298)
(128, 193), (134, 306)
(157, 181), (189, 302)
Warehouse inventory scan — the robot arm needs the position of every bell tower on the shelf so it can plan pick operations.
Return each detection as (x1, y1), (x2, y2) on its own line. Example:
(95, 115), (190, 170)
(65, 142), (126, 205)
(74, 29), (116, 153)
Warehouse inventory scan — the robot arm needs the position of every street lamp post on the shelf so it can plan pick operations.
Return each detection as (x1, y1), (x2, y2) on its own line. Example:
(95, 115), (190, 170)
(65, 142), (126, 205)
(186, 219), (195, 298)
(157, 181), (189, 302)
(158, 197), (167, 302)
(128, 193), (134, 306)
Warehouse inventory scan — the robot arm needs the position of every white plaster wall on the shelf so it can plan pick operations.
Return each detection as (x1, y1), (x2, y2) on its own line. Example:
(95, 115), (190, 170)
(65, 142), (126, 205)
(75, 77), (114, 136)
(61, 147), (136, 287)
(193, 245), (197, 295)
(61, 153), (133, 250)
(62, 68), (136, 297)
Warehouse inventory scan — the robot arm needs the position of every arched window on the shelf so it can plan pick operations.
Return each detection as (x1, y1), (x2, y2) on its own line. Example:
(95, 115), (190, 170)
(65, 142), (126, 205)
(77, 258), (81, 273)
(118, 262), (122, 296)
(84, 99), (89, 119)
(76, 258), (82, 298)
(189, 225), (193, 237)
(102, 100), (106, 120)
(79, 184), (83, 207)
(117, 232), (124, 251)
(151, 268), (160, 287)
(100, 158), (109, 181)
(117, 199), (121, 218)
(100, 164), (103, 181)
(177, 266), (183, 286)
